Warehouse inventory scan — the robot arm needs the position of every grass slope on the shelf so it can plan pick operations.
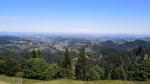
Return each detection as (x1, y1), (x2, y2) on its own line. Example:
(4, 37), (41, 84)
(0, 75), (150, 84)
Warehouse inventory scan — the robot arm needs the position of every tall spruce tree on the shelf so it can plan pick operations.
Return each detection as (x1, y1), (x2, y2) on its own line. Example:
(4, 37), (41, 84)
(30, 49), (42, 58)
(37, 49), (42, 58)
(75, 48), (89, 80)
(61, 47), (73, 78)
(30, 50), (37, 58)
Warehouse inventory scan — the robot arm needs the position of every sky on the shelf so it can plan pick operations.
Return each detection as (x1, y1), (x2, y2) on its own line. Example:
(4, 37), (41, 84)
(0, 0), (150, 34)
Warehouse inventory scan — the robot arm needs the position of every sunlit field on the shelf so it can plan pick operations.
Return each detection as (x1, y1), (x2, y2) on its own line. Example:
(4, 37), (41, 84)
(0, 75), (150, 84)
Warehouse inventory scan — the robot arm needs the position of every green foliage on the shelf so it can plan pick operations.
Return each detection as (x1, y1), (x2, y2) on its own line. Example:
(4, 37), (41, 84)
(1, 45), (150, 81)
(60, 47), (74, 79)
(30, 49), (42, 58)
(75, 48), (89, 80)
(111, 66), (127, 80)
(145, 61), (150, 79)
(0, 58), (5, 74)
(134, 64), (148, 81)
(93, 66), (105, 79)
(0, 52), (24, 77)
(3, 58), (21, 76)
(50, 64), (62, 78)
(15, 72), (23, 77)
(30, 50), (37, 58)
(134, 62), (150, 81)
(23, 58), (58, 80)
(86, 67), (100, 80)
(81, 65), (104, 80)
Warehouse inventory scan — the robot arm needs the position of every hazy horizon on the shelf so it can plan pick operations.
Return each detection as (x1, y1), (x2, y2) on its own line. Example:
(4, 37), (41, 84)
(0, 0), (150, 34)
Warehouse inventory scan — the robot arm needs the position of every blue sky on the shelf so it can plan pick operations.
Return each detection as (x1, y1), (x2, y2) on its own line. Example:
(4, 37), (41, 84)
(0, 0), (150, 34)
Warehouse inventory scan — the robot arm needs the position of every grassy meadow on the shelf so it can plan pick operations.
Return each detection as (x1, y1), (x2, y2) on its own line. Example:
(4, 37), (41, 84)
(0, 75), (150, 84)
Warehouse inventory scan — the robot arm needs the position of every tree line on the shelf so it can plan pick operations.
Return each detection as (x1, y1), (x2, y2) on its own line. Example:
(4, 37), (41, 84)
(0, 46), (150, 81)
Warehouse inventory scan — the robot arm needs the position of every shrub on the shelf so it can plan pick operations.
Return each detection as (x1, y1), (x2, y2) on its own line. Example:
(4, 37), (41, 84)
(23, 58), (58, 80)
(86, 67), (100, 80)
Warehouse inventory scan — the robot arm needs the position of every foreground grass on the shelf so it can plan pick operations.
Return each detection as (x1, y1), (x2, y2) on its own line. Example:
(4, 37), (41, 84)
(0, 75), (150, 84)
(0, 75), (38, 84)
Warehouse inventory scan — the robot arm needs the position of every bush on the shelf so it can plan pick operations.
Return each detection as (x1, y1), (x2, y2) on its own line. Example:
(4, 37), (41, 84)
(111, 66), (127, 80)
(23, 58), (59, 80)
(15, 72), (23, 77)
(4, 58), (21, 76)
(86, 67), (100, 80)
(134, 62), (150, 81)
(94, 66), (104, 79)
(85, 66), (105, 80)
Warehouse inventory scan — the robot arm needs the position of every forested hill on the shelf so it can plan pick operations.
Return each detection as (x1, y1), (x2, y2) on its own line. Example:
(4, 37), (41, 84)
(0, 35), (150, 81)
(0, 36), (22, 44)
(1, 35), (150, 57)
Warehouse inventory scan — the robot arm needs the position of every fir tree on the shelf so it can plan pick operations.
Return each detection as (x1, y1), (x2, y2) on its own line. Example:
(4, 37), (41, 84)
(37, 49), (42, 58)
(75, 48), (89, 80)
(61, 47), (73, 78)
(30, 50), (37, 58)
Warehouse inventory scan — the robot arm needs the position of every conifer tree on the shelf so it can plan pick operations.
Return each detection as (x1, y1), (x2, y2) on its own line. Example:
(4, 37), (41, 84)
(30, 50), (37, 58)
(37, 49), (42, 58)
(61, 47), (73, 78)
(75, 48), (89, 80)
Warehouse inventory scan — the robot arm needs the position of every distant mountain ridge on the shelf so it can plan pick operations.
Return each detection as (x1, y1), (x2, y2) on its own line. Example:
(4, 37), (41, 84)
(0, 35), (150, 56)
